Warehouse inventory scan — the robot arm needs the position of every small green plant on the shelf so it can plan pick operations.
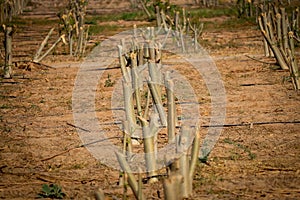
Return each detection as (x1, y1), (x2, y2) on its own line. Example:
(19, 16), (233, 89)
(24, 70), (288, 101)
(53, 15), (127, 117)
(199, 152), (210, 164)
(223, 138), (256, 160)
(37, 184), (66, 199)
(104, 74), (115, 87)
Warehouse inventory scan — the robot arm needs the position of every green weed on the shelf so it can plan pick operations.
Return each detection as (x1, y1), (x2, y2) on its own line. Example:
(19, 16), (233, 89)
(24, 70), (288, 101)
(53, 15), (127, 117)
(37, 184), (66, 199)
(199, 153), (210, 164)
(104, 74), (115, 87)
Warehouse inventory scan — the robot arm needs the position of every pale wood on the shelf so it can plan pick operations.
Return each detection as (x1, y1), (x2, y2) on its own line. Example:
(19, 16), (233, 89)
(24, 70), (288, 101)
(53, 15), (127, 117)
(163, 172), (183, 200)
(288, 34), (300, 90)
(34, 35), (65, 63)
(189, 128), (201, 178)
(276, 13), (283, 51)
(165, 72), (176, 142)
(142, 89), (151, 120)
(122, 80), (136, 132)
(148, 80), (167, 126)
(155, 6), (161, 27)
(178, 126), (192, 198)
(138, 168), (143, 200)
(116, 152), (145, 200)
(258, 16), (289, 70)
(81, 25), (89, 56)
(4, 26), (13, 78)
(160, 10), (169, 32)
(138, 43), (144, 66)
(130, 52), (142, 118)
(182, 8), (187, 33)
(281, 8), (289, 53)
(138, 0), (152, 19)
(33, 27), (55, 61)
(141, 115), (158, 183)
(94, 189), (106, 200)
(117, 45), (130, 83)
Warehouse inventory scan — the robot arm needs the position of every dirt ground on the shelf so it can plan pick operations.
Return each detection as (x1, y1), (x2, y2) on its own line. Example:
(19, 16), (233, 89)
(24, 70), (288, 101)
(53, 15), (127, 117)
(1, 0), (300, 199)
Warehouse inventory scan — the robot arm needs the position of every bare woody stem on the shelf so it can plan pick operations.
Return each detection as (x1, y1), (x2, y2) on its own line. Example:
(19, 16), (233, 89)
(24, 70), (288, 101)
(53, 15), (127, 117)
(165, 72), (176, 142)
(148, 80), (167, 126)
(258, 16), (289, 70)
(34, 27), (55, 61)
(34, 34), (66, 63)
(115, 152), (145, 200)
(4, 26), (13, 78)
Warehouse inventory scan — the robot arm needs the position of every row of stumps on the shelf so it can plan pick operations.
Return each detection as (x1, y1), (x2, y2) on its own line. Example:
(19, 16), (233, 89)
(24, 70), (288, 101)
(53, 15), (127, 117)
(111, 27), (201, 200)
(258, 3), (300, 89)
(0, 0), (27, 24)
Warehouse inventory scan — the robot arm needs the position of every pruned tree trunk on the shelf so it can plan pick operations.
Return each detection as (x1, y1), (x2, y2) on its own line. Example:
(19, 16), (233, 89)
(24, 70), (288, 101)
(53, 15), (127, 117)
(59, 0), (88, 58)
(258, 3), (300, 89)
(177, 126), (193, 198)
(4, 26), (13, 78)
(165, 71), (176, 142)
(115, 21), (206, 198)
(163, 172), (183, 200)
(142, 114), (159, 183)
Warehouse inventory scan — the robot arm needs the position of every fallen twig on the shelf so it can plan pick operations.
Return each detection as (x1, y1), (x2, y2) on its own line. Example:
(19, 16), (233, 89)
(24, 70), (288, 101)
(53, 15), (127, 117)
(261, 167), (297, 171)
(245, 55), (276, 65)
(0, 81), (20, 84)
(32, 61), (55, 69)
(239, 83), (273, 86)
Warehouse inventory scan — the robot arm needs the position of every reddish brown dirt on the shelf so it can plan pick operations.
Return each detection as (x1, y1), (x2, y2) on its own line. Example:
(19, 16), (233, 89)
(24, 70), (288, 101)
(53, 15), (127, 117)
(1, 1), (300, 199)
